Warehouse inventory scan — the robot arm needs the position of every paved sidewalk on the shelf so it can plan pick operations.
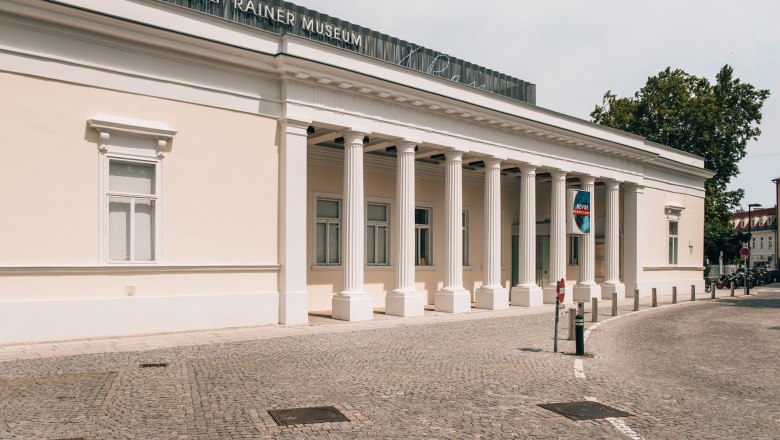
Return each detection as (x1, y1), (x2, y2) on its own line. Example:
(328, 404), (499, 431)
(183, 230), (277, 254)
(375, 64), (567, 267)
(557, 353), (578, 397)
(1, 284), (771, 362)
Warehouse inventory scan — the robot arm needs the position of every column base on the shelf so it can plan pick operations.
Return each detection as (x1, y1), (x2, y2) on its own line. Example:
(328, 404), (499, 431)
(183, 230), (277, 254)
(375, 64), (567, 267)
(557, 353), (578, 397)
(542, 284), (573, 304)
(385, 290), (425, 317)
(332, 294), (373, 322)
(475, 286), (509, 310)
(279, 290), (309, 325)
(600, 282), (626, 301)
(573, 283), (602, 302)
(435, 288), (471, 314)
(510, 285), (544, 307)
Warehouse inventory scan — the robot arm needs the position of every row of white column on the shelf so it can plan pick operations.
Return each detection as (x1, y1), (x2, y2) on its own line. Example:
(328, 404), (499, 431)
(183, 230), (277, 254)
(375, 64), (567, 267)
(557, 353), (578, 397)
(331, 131), (624, 322)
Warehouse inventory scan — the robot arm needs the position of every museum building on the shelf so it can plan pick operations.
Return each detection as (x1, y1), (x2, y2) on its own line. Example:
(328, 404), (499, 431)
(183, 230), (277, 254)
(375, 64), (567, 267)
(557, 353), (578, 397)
(0, 0), (713, 344)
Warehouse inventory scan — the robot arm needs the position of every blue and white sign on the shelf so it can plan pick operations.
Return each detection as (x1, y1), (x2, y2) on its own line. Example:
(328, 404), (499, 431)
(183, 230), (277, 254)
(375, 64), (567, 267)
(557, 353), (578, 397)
(567, 189), (591, 234)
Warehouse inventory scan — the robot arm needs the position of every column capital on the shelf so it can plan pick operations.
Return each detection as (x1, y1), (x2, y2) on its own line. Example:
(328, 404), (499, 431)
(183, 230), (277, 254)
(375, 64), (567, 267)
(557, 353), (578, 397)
(550, 169), (568, 180)
(624, 182), (645, 193)
(580, 175), (596, 186)
(483, 157), (503, 169)
(519, 163), (538, 175)
(605, 179), (622, 189)
(444, 149), (465, 161)
(279, 118), (312, 135)
(396, 139), (417, 154)
(343, 130), (370, 144)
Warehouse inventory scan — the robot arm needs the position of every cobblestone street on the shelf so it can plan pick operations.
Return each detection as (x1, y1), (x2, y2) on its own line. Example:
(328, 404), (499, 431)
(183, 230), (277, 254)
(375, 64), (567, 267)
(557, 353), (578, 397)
(0, 287), (778, 439)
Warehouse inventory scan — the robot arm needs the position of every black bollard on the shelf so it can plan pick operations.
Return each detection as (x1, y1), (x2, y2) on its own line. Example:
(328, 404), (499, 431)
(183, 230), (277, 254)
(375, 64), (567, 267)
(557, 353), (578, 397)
(575, 314), (585, 355)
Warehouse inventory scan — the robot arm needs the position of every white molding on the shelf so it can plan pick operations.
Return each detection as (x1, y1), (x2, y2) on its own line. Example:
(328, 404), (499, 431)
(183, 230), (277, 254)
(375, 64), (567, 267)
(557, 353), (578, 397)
(0, 265), (280, 275)
(643, 266), (704, 271)
(88, 114), (177, 140)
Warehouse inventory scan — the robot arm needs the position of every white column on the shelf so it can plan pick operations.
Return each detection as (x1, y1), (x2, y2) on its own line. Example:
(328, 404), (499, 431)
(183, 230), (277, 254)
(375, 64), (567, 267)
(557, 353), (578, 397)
(476, 157), (509, 310)
(435, 150), (471, 313)
(601, 180), (626, 300)
(332, 130), (373, 321)
(511, 164), (543, 307)
(386, 140), (424, 317)
(573, 176), (602, 301)
(623, 183), (644, 297)
(543, 170), (572, 304)
(278, 118), (311, 325)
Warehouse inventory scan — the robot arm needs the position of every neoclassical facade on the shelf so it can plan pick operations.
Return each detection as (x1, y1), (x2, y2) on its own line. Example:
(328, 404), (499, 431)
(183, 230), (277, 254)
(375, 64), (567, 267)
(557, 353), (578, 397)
(0, 0), (712, 344)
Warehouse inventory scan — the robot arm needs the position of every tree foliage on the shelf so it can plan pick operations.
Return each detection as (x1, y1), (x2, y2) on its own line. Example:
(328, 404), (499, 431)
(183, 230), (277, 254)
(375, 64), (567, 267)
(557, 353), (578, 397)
(590, 65), (769, 262)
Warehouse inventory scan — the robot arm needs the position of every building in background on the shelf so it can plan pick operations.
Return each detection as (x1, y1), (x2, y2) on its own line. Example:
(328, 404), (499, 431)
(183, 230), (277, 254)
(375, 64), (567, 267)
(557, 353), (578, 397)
(732, 207), (777, 268)
(0, 0), (713, 344)
(774, 177), (780, 268)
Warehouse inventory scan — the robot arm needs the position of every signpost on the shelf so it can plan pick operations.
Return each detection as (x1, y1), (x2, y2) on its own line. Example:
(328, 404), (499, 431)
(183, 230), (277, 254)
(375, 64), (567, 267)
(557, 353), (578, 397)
(553, 278), (565, 353)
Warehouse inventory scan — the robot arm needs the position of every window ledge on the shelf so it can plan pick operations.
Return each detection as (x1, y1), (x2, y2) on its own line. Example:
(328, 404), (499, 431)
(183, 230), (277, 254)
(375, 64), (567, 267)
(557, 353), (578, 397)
(311, 265), (341, 271)
(644, 266), (704, 271)
(415, 266), (439, 271)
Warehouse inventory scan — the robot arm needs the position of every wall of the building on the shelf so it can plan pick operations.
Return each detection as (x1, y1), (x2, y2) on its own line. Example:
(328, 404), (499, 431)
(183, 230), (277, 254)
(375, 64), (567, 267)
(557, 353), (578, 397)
(0, 72), (281, 343)
(637, 187), (705, 293)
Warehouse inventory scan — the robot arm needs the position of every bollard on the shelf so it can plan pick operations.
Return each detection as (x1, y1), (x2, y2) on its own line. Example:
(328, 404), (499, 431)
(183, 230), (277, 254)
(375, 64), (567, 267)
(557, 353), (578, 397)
(592, 297), (599, 323)
(568, 308), (576, 341)
(652, 287), (658, 307)
(633, 289), (639, 311)
(672, 286), (677, 304)
(711, 283), (716, 300)
(577, 301), (585, 317)
(691, 285), (695, 302)
(730, 284), (735, 297)
(575, 314), (585, 356)
(611, 291), (618, 316)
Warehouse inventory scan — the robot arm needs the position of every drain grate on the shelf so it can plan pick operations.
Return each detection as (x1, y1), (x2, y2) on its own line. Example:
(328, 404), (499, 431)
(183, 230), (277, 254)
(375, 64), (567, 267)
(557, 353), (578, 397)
(268, 406), (350, 426)
(140, 363), (168, 368)
(538, 401), (631, 421)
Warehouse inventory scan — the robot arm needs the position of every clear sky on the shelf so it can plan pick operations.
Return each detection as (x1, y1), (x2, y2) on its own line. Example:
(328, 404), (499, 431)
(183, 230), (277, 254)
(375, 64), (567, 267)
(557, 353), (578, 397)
(293, 0), (779, 209)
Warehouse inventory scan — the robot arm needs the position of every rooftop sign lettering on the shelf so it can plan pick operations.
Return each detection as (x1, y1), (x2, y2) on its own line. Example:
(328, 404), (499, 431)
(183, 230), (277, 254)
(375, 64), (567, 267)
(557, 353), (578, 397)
(157, 0), (536, 104)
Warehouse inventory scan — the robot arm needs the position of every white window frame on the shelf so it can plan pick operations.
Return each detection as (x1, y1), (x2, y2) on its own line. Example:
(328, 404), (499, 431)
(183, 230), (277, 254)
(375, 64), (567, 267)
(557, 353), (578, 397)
(568, 235), (579, 266)
(89, 115), (175, 265)
(106, 158), (159, 263)
(366, 201), (390, 266)
(668, 220), (679, 265)
(314, 195), (342, 266)
(415, 206), (433, 267)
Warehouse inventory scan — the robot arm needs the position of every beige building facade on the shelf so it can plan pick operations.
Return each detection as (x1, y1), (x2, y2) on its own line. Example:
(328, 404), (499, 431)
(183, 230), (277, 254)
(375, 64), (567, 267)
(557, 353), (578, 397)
(0, 0), (713, 344)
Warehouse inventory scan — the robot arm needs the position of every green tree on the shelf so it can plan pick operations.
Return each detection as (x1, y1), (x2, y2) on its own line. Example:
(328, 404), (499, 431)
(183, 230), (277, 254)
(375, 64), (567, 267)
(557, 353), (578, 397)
(591, 65), (769, 261)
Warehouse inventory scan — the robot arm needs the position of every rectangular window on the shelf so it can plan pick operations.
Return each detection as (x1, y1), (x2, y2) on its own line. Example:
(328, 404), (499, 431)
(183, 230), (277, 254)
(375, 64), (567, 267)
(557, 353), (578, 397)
(760, 237), (764, 249)
(107, 160), (157, 262)
(668, 220), (679, 265)
(367, 203), (389, 265)
(770, 237), (773, 249)
(415, 207), (431, 266)
(462, 210), (469, 266)
(316, 198), (341, 265)
(568, 235), (579, 266)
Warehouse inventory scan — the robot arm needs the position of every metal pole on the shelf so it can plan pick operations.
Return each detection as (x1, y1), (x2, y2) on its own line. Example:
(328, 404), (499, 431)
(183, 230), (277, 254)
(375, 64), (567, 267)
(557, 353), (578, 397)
(554, 299), (560, 353)
(591, 297), (599, 322)
(633, 289), (639, 311)
(611, 291), (618, 316)
(672, 286), (677, 304)
(711, 282), (716, 299)
(652, 287), (657, 307)
(691, 284), (695, 302)
(747, 207), (752, 296)
(575, 314), (584, 355)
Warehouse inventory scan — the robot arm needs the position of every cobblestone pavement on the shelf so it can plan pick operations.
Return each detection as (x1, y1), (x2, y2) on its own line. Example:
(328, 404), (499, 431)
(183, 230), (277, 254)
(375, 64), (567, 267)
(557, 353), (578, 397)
(0, 286), (777, 439)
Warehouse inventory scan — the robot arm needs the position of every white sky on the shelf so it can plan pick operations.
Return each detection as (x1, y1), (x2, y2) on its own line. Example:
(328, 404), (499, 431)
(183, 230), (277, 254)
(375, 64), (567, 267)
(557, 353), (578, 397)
(293, 0), (780, 208)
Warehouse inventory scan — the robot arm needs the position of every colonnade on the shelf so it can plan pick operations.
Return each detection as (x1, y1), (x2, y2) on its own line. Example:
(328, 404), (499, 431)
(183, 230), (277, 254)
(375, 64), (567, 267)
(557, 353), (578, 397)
(328, 131), (626, 321)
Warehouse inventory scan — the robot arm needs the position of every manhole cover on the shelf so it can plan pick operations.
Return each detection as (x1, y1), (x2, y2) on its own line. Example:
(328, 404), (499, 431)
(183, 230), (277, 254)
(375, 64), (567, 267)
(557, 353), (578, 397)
(538, 401), (631, 421)
(268, 406), (349, 426)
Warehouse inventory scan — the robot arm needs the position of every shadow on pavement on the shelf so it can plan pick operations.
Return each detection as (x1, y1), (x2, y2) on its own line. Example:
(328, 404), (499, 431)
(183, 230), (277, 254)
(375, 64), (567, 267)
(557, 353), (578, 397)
(716, 296), (780, 309)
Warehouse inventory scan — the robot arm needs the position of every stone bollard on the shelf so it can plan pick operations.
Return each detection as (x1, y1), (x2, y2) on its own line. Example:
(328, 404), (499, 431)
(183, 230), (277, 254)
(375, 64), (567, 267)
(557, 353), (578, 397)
(568, 308), (576, 341)
(730, 284), (735, 297)
(633, 289), (640, 311)
(672, 286), (677, 304)
(592, 297), (599, 323)
(652, 287), (658, 307)
(612, 291), (618, 316)
(711, 283), (716, 300)
(691, 285), (695, 302)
